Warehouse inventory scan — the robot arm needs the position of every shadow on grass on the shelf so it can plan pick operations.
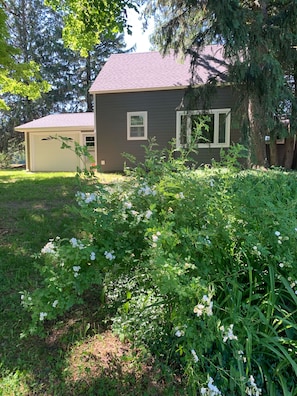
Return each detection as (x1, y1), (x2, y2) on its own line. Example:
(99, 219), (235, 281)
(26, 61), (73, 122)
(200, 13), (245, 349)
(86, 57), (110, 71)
(0, 174), (184, 395)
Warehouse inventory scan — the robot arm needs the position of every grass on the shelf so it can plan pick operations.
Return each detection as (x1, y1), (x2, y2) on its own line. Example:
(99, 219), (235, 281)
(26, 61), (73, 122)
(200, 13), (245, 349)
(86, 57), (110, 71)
(0, 170), (182, 396)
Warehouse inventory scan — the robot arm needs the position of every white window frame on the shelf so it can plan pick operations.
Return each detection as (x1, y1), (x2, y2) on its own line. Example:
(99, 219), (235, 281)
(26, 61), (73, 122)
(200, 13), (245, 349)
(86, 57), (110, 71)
(127, 111), (148, 141)
(176, 109), (231, 148)
(83, 135), (95, 148)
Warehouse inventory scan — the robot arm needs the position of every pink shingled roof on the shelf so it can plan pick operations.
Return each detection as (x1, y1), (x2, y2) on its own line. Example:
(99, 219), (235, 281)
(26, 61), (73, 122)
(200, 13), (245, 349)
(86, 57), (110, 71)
(89, 45), (227, 94)
(15, 113), (94, 132)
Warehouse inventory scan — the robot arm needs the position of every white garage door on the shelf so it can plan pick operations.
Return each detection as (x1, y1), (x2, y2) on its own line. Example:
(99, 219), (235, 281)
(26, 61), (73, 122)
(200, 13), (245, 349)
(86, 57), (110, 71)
(30, 133), (81, 172)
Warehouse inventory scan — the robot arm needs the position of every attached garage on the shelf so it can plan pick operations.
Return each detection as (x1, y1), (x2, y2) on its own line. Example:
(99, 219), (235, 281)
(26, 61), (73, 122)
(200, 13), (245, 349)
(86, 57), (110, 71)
(15, 113), (95, 172)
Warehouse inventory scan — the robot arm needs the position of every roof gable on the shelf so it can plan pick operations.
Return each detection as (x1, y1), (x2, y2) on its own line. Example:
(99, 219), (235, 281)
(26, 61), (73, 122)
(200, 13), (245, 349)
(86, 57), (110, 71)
(90, 45), (227, 94)
(15, 112), (94, 132)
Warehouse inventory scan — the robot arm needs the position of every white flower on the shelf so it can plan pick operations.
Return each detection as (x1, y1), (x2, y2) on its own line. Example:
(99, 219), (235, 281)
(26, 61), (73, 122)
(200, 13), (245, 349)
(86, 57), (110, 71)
(152, 231), (161, 243)
(205, 301), (213, 316)
(275, 231), (281, 237)
(194, 303), (205, 316)
(90, 252), (96, 261)
(104, 251), (115, 261)
(279, 262), (284, 268)
(138, 184), (156, 196)
(70, 237), (78, 247)
(179, 192), (185, 199)
(200, 377), (222, 395)
(39, 312), (48, 321)
(194, 295), (213, 317)
(174, 327), (185, 337)
(209, 179), (215, 187)
(84, 192), (97, 204)
(207, 377), (221, 395)
(73, 266), (81, 277)
(191, 349), (199, 363)
(76, 191), (97, 205)
(52, 300), (58, 308)
(41, 241), (55, 254)
(245, 375), (262, 396)
(70, 237), (84, 249)
(202, 295), (210, 302)
(145, 210), (153, 219)
(124, 201), (132, 209)
(152, 234), (159, 242)
(221, 324), (238, 342)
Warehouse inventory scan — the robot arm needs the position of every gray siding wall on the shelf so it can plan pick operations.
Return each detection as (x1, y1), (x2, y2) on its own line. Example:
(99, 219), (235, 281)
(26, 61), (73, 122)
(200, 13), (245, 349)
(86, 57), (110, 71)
(95, 86), (241, 172)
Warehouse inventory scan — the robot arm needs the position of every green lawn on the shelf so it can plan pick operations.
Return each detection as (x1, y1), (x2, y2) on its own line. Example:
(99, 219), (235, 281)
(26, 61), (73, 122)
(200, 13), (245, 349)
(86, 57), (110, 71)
(0, 170), (181, 396)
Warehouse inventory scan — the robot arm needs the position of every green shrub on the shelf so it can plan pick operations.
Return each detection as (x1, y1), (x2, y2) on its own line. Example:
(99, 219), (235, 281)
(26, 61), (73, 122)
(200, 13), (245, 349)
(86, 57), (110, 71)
(21, 143), (297, 395)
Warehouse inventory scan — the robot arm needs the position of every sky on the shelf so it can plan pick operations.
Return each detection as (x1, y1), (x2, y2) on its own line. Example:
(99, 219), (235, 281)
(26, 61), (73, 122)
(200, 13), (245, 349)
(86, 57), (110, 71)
(124, 8), (154, 52)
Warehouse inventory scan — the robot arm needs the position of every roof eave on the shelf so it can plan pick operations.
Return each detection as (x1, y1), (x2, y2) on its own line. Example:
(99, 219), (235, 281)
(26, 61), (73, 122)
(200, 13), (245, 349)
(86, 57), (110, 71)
(90, 85), (189, 95)
(90, 81), (230, 95)
(15, 126), (94, 133)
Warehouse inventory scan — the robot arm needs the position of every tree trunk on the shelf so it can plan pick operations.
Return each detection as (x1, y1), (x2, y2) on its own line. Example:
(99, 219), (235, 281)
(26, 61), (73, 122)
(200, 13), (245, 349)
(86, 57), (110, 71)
(269, 140), (278, 166)
(248, 96), (267, 166)
(283, 136), (296, 169)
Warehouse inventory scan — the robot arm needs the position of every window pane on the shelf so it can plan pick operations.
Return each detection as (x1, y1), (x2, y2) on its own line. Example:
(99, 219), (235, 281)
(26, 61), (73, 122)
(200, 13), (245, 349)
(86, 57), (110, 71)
(218, 113), (226, 143)
(197, 114), (214, 143)
(180, 115), (188, 145)
(130, 126), (144, 137)
(85, 136), (95, 147)
(131, 115), (144, 126)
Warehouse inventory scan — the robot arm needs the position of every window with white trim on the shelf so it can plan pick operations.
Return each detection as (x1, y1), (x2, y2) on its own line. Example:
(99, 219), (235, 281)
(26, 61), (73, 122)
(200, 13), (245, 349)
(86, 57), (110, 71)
(176, 109), (231, 148)
(84, 135), (95, 148)
(127, 111), (148, 140)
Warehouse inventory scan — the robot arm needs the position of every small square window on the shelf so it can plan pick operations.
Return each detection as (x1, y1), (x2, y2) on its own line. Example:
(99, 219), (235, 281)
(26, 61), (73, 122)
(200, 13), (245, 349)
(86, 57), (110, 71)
(127, 112), (148, 140)
(85, 136), (95, 148)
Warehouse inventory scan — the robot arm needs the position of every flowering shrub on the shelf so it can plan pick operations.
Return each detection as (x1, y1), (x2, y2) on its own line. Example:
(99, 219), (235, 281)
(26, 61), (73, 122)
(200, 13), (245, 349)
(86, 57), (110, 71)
(21, 142), (297, 395)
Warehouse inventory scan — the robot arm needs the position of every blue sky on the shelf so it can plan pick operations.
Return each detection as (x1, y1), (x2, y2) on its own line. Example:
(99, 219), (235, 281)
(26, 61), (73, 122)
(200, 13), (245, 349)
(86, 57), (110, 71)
(125, 8), (154, 52)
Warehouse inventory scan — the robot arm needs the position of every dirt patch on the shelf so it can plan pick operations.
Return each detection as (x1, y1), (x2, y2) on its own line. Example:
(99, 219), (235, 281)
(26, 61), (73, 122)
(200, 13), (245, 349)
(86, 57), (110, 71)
(66, 331), (135, 382)
(63, 330), (182, 395)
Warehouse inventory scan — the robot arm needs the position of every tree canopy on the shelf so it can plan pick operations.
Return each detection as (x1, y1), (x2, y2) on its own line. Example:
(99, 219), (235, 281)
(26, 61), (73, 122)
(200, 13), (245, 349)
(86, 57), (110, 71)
(0, 0), (127, 154)
(148, 0), (297, 167)
(45, 0), (138, 55)
(0, 3), (50, 110)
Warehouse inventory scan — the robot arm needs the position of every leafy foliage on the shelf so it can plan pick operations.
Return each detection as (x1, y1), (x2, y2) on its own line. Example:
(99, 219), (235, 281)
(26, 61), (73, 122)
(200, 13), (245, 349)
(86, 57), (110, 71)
(22, 141), (297, 394)
(0, 0), (127, 154)
(45, 0), (138, 55)
(0, 4), (50, 110)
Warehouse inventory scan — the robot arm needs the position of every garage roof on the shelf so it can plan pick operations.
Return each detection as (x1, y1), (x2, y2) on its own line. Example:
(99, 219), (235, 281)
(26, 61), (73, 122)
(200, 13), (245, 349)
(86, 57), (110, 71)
(15, 112), (94, 132)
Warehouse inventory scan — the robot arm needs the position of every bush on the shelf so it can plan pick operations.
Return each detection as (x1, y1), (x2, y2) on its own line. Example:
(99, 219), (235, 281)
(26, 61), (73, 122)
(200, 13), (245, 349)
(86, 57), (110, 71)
(21, 142), (297, 395)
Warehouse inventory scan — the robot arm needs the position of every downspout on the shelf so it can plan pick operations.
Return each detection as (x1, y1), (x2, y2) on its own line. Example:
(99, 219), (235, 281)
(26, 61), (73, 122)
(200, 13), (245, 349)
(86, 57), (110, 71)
(25, 132), (30, 171)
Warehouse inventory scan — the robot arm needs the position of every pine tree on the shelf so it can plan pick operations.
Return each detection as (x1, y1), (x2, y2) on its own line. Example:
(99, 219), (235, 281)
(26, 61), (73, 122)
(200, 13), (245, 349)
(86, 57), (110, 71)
(147, 0), (297, 167)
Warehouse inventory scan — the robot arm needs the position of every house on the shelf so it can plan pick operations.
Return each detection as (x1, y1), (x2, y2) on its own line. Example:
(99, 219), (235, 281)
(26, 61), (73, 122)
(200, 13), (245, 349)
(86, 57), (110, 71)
(89, 45), (242, 172)
(15, 113), (95, 172)
(16, 45), (242, 172)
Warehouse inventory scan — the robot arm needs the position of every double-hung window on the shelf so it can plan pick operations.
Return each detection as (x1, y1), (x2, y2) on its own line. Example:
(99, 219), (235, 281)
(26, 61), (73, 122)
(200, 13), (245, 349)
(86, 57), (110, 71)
(176, 109), (231, 148)
(127, 111), (148, 140)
